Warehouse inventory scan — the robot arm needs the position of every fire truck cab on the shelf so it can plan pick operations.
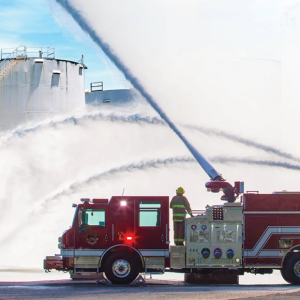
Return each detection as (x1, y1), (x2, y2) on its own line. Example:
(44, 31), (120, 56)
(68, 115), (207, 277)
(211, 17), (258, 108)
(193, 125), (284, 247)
(44, 192), (300, 284)
(44, 196), (170, 284)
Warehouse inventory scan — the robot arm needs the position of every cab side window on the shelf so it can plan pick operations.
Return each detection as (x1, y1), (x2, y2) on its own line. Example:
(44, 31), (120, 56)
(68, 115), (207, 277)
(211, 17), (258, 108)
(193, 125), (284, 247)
(78, 209), (105, 226)
(139, 203), (161, 227)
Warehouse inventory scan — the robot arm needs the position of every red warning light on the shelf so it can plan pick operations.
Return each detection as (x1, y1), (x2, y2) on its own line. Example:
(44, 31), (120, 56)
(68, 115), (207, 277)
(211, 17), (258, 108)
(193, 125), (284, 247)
(118, 232), (135, 244)
(124, 234), (135, 244)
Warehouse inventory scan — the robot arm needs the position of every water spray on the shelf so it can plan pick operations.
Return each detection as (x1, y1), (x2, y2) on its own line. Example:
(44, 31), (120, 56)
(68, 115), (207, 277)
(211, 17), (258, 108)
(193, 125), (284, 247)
(55, 0), (243, 201)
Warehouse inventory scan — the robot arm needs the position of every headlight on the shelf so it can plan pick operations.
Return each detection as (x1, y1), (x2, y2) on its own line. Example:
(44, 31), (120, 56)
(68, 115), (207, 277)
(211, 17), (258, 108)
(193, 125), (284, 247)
(58, 243), (65, 249)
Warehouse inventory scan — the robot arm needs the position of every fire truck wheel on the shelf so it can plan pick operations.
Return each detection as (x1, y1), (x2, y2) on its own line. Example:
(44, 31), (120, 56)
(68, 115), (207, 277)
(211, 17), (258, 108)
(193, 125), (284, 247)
(283, 253), (300, 285)
(104, 253), (139, 284)
(280, 268), (292, 284)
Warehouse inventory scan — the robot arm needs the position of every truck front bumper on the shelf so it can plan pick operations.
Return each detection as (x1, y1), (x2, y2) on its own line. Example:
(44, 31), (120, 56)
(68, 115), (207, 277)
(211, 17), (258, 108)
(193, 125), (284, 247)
(44, 255), (63, 272)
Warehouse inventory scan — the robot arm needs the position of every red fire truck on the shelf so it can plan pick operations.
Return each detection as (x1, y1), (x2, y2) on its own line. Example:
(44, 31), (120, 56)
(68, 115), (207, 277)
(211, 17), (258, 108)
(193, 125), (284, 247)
(44, 190), (300, 284)
(44, 145), (300, 284)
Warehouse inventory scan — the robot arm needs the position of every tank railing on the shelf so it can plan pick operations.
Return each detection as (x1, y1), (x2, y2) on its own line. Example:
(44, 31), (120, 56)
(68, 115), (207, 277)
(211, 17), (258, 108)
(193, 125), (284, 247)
(0, 45), (28, 77)
(91, 81), (104, 92)
(25, 47), (55, 59)
(0, 45), (27, 60)
(0, 46), (55, 60)
(78, 54), (87, 69)
(0, 46), (55, 78)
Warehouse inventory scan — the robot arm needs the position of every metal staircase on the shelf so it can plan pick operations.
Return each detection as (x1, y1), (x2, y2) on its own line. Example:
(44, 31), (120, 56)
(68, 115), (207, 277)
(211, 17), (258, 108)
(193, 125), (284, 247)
(0, 59), (19, 78)
(0, 45), (27, 78)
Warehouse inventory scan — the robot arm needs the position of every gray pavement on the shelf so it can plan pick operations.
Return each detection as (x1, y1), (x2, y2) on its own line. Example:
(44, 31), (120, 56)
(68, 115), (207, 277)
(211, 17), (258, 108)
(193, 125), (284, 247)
(1, 279), (300, 300)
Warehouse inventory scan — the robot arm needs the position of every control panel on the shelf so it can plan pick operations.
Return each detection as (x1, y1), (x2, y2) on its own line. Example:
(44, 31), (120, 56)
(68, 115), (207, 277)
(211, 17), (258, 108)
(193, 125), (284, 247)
(185, 202), (243, 268)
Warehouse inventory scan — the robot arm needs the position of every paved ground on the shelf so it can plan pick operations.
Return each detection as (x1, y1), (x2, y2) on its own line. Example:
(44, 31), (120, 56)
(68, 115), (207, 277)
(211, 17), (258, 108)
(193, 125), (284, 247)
(1, 270), (300, 300)
(1, 279), (300, 300)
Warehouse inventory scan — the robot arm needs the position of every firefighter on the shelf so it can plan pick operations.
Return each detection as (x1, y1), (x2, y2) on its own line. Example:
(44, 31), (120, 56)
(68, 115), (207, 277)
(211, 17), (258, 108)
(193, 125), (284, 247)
(170, 187), (193, 246)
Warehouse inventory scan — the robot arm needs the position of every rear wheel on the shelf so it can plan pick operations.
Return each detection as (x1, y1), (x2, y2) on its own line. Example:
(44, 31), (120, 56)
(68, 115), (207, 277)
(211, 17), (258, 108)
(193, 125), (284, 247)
(104, 253), (139, 284)
(282, 253), (300, 284)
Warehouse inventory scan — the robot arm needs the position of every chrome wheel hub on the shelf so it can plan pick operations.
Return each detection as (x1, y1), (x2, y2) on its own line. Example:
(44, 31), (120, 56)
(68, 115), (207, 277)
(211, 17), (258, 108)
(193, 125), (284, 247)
(294, 260), (300, 277)
(112, 259), (131, 278)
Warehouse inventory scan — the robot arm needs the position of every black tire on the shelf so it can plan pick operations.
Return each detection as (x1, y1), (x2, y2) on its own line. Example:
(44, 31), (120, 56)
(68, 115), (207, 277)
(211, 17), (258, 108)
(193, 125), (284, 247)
(282, 253), (300, 284)
(280, 268), (292, 284)
(104, 252), (139, 284)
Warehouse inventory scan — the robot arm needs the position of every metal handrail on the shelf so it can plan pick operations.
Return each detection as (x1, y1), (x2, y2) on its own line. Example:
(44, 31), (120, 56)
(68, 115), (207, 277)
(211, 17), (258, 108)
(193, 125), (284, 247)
(25, 47), (55, 59)
(191, 210), (206, 216)
(0, 45), (27, 77)
(0, 45), (27, 60)
(90, 81), (103, 92)
(78, 54), (87, 69)
(0, 46), (55, 60)
(0, 46), (55, 77)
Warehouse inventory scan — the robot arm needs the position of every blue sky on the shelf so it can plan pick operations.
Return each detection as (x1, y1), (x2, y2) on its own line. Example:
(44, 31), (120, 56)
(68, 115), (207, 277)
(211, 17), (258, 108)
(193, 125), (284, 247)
(0, 0), (129, 90)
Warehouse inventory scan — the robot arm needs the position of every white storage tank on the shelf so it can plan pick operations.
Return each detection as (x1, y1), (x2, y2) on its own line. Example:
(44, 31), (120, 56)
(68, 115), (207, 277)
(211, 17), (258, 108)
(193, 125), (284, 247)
(85, 81), (146, 107)
(0, 46), (86, 131)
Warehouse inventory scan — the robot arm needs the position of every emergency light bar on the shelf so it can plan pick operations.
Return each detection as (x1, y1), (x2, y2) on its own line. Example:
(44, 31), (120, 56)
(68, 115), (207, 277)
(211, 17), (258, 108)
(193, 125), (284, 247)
(80, 198), (90, 204)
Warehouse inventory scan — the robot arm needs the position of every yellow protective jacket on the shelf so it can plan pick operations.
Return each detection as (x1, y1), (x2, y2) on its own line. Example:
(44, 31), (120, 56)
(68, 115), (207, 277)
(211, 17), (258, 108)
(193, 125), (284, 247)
(170, 195), (192, 222)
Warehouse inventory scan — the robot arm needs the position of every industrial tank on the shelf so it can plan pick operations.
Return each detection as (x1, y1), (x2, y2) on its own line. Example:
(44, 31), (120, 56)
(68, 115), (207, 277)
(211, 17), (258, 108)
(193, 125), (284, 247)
(85, 81), (146, 107)
(0, 46), (86, 131)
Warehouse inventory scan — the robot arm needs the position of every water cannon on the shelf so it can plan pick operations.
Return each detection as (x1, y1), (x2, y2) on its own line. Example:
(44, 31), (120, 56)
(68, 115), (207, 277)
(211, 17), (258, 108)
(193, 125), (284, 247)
(186, 148), (244, 202)
(205, 180), (244, 203)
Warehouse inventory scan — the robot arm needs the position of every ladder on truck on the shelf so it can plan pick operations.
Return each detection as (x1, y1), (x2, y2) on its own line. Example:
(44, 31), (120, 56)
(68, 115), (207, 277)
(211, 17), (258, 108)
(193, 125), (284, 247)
(0, 45), (27, 78)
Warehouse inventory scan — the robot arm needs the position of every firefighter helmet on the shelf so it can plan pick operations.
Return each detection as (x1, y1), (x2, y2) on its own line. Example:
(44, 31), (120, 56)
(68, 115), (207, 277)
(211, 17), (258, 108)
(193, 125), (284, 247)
(176, 187), (185, 195)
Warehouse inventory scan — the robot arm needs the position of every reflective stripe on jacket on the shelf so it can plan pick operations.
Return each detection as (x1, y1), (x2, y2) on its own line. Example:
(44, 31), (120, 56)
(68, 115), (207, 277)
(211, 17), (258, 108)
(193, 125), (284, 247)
(170, 195), (192, 222)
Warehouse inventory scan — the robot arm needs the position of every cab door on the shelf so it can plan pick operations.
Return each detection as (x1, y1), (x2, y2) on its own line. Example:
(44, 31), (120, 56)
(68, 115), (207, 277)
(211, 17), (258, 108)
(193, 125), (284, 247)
(134, 196), (169, 250)
(74, 207), (112, 253)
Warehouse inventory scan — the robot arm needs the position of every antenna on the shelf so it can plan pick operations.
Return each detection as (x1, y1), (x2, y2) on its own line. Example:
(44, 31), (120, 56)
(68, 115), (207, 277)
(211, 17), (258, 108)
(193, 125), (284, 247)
(122, 188), (125, 196)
